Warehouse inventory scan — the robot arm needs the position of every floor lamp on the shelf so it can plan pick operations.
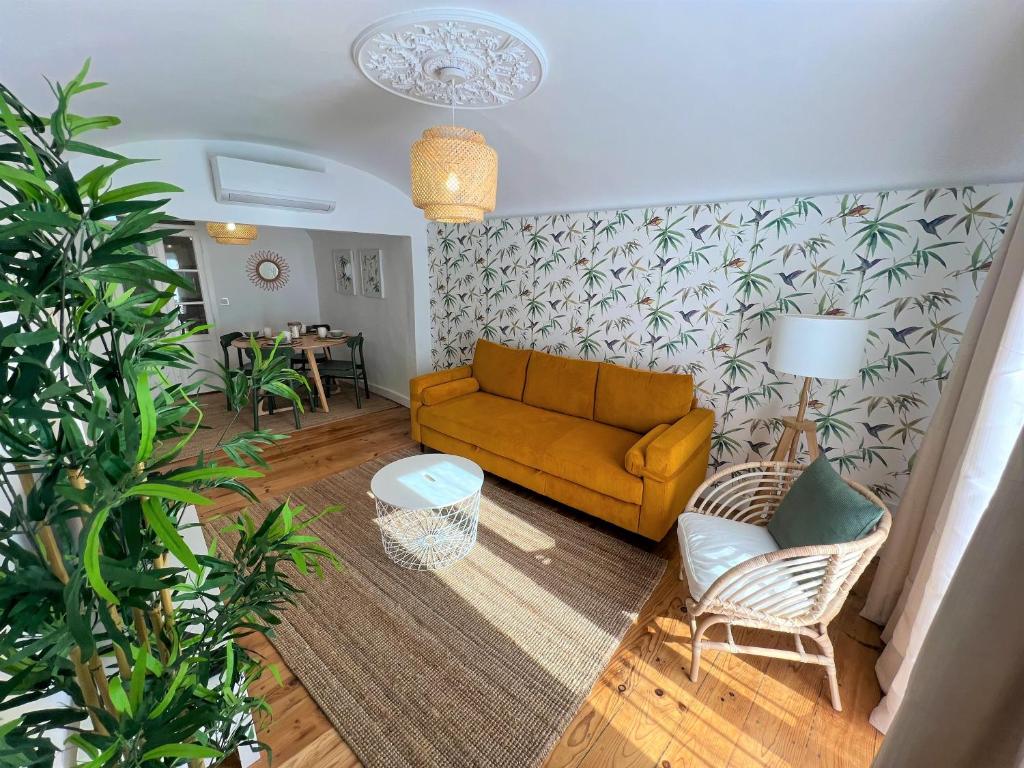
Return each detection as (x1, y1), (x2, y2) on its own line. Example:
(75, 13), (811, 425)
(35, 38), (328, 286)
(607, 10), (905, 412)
(768, 314), (869, 463)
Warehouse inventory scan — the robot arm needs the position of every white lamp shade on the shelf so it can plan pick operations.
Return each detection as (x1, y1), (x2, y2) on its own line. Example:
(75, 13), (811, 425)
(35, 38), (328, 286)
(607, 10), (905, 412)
(769, 314), (869, 380)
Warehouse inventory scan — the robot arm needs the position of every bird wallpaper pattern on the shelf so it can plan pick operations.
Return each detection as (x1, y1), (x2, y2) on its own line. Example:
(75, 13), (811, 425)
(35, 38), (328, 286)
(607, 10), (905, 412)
(427, 184), (1017, 504)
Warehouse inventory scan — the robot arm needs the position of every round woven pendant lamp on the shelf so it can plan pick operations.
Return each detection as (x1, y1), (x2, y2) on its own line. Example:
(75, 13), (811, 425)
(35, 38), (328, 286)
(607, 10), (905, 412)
(206, 221), (258, 245)
(410, 125), (497, 224)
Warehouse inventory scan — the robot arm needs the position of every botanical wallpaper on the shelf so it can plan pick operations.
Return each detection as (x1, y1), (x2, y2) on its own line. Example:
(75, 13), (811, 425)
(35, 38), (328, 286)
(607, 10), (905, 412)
(427, 185), (1017, 503)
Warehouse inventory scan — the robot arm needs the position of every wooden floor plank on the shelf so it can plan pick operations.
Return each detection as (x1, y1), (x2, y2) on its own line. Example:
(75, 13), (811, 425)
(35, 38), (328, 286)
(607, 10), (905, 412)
(655, 626), (786, 768)
(195, 404), (884, 768)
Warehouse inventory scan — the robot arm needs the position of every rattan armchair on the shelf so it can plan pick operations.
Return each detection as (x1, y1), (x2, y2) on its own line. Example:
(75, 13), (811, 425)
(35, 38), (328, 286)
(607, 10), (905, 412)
(679, 461), (891, 711)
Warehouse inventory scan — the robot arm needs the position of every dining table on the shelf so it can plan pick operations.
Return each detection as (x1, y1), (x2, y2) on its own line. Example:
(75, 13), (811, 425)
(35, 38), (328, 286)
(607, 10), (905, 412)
(231, 332), (351, 413)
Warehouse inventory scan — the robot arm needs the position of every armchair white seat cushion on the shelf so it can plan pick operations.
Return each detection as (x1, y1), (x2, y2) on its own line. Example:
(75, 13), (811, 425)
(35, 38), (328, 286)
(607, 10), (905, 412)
(677, 512), (780, 600)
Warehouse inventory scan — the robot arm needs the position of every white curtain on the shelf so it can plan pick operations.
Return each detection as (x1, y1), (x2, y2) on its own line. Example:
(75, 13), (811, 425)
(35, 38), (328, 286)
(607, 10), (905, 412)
(872, 428), (1024, 767)
(862, 187), (1024, 732)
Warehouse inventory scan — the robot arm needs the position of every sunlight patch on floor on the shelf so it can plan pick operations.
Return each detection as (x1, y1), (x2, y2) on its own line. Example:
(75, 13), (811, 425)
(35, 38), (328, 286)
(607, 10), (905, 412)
(433, 541), (614, 692)
(477, 497), (557, 552)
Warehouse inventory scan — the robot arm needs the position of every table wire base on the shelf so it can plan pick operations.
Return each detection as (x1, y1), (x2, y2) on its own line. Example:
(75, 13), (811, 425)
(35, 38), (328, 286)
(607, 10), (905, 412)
(375, 491), (481, 570)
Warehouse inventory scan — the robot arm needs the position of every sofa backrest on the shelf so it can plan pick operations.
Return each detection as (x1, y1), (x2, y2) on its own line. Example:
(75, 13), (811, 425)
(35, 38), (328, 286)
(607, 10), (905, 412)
(471, 338), (532, 400)
(470, 340), (694, 433)
(523, 348), (599, 419)
(594, 363), (693, 433)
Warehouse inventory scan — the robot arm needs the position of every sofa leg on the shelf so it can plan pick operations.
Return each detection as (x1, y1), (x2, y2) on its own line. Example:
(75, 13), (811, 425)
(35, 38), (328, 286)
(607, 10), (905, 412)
(419, 442), (425, 453)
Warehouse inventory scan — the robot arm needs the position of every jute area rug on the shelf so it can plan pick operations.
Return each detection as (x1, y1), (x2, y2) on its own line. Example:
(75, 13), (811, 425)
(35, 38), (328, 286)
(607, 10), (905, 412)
(175, 390), (398, 461)
(207, 449), (665, 768)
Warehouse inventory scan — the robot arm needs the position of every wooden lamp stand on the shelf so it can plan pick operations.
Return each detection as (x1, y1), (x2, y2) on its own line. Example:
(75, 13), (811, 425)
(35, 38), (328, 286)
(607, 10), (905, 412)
(771, 376), (820, 463)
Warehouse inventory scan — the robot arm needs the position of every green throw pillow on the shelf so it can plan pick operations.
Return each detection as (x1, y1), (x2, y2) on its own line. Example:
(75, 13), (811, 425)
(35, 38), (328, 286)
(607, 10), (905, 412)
(767, 455), (884, 549)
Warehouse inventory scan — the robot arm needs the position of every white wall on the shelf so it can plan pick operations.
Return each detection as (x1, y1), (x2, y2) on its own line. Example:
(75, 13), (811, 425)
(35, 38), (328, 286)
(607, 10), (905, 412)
(310, 231), (414, 404)
(198, 225), (319, 334)
(95, 138), (433, 380)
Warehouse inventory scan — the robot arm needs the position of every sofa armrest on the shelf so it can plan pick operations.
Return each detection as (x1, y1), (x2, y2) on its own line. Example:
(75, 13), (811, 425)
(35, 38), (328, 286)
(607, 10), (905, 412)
(643, 408), (715, 481)
(410, 365), (473, 442)
(624, 424), (671, 477)
(422, 377), (479, 406)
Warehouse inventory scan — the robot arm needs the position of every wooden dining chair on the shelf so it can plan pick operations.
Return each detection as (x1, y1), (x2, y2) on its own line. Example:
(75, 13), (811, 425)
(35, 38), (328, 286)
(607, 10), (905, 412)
(318, 332), (369, 408)
(250, 346), (314, 430)
(218, 331), (245, 408)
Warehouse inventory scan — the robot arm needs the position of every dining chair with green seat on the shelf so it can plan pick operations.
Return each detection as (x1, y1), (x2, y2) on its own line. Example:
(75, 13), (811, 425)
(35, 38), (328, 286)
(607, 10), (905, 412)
(250, 346), (315, 430)
(318, 332), (368, 408)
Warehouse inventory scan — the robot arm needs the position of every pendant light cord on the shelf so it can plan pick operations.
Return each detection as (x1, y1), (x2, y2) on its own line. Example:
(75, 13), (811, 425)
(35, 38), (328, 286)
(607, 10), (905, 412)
(450, 79), (456, 127)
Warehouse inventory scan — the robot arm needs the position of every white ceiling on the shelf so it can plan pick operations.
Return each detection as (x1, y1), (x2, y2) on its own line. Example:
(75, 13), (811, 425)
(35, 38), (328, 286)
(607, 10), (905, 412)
(3, 0), (1023, 215)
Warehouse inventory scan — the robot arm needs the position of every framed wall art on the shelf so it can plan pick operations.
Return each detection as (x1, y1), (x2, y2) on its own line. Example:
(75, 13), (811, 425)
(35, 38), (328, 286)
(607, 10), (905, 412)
(359, 248), (384, 298)
(333, 248), (356, 295)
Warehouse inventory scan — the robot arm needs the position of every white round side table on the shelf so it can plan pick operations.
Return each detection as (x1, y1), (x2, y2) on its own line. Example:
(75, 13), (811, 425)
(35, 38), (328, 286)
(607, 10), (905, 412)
(371, 453), (484, 570)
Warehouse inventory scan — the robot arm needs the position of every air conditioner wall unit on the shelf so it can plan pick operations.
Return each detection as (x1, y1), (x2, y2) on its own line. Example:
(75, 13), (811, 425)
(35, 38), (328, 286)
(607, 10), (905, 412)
(210, 155), (336, 213)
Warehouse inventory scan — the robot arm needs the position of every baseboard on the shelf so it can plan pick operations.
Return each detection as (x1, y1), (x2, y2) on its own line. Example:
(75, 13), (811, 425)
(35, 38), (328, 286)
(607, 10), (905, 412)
(369, 383), (409, 407)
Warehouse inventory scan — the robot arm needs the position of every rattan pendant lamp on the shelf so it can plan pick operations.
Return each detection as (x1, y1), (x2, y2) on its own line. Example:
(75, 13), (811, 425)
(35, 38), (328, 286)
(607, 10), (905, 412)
(410, 70), (497, 224)
(352, 9), (547, 225)
(206, 221), (258, 245)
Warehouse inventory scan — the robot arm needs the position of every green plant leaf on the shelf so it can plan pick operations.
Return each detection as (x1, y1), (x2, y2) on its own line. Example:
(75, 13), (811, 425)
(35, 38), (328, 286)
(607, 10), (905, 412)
(140, 744), (222, 761)
(167, 466), (263, 483)
(129, 645), (148, 715)
(0, 163), (53, 197)
(0, 328), (58, 347)
(50, 162), (83, 215)
(65, 139), (124, 160)
(134, 372), (156, 463)
(149, 661), (192, 719)
(125, 483), (212, 506)
(83, 507), (119, 605)
(76, 740), (121, 768)
(99, 181), (182, 204)
(141, 498), (201, 572)
(64, 573), (96, 659)
(108, 676), (131, 715)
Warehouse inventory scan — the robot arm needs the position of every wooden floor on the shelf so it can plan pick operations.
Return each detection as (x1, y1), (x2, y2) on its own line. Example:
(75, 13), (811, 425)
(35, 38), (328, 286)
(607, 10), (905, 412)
(199, 406), (884, 768)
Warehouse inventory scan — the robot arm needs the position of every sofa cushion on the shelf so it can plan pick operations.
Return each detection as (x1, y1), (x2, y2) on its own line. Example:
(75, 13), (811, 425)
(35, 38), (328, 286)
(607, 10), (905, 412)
(523, 349), (599, 419)
(418, 392), (578, 470)
(768, 455), (885, 549)
(418, 391), (642, 504)
(624, 424), (670, 476)
(594, 363), (693, 433)
(543, 421), (644, 504)
(421, 377), (479, 405)
(471, 339), (532, 401)
(677, 513), (780, 600)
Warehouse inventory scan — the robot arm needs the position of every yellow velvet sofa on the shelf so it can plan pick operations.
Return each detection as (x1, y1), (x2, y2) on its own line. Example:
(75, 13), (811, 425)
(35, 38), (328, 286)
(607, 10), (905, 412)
(409, 339), (714, 541)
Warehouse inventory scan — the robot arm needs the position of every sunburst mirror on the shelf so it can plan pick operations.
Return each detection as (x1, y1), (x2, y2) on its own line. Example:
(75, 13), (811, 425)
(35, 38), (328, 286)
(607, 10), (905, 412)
(246, 250), (290, 291)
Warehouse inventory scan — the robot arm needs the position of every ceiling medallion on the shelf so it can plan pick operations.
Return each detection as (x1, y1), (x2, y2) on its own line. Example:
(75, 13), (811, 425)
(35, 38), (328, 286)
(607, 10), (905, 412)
(352, 9), (547, 109)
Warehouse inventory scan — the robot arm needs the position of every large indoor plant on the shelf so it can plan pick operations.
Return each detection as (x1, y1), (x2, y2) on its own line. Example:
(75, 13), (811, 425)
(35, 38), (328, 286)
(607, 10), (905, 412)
(0, 63), (335, 766)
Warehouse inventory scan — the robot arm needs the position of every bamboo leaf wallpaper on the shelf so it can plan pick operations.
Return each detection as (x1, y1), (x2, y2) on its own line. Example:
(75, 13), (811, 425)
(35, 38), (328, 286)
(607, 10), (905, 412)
(427, 185), (1017, 503)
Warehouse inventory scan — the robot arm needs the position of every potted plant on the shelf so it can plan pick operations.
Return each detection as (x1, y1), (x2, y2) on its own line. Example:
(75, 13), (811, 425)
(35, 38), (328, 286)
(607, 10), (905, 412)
(0, 62), (336, 766)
